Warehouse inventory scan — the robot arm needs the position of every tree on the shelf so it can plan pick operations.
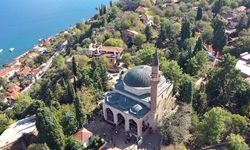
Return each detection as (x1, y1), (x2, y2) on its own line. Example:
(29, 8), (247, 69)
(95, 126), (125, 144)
(186, 51), (210, 76)
(212, 16), (227, 51)
(235, 29), (250, 56)
(212, 0), (223, 15)
(226, 134), (248, 150)
(60, 111), (78, 135)
(212, 0), (231, 16)
(192, 88), (207, 114)
(181, 20), (191, 41)
(27, 143), (50, 150)
(36, 108), (65, 150)
(161, 105), (193, 144)
(53, 55), (65, 69)
(136, 45), (165, 65)
(161, 60), (183, 89)
(64, 136), (83, 150)
(0, 113), (14, 134)
(231, 114), (247, 134)
(195, 107), (231, 144)
(206, 54), (247, 106)
(202, 25), (213, 44)
(23, 100), (45, 117)
(144, 25), (153, 41)
(104, 38), (124, 47)
(237, 15), (249, 32)
(196, 7), (203, 21)
(156, 20), (180, 48)
(67, 81), (75, 103)
(122, 52), (132, 68)
(99, 62), (108, 91)
(13, 93), (33, 119)
(72, 56), (77, 77)
(178, 79), (194, 104)
(133, 33), (147, 48)
(193, 37), (203, 55)
(74, 96), (86, 128)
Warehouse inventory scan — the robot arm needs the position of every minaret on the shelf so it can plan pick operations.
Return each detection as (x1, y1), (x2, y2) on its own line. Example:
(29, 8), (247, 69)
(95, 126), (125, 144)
(150, 49), (160, 111)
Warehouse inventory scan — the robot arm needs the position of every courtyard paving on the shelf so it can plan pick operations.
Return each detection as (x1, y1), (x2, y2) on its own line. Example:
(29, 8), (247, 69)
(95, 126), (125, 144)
(85, 113), (161, 150)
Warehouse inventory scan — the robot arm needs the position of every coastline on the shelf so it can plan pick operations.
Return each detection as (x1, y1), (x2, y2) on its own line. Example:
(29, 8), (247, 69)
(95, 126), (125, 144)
(0, 0), (112, 68)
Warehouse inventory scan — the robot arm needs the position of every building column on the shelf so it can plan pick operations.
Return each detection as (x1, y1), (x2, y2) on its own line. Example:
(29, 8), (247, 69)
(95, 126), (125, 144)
(125, 119), (130, 132)
(114, 113), (118, 125)
(137, 121), (142, 136)
(103, 106), (107, 120)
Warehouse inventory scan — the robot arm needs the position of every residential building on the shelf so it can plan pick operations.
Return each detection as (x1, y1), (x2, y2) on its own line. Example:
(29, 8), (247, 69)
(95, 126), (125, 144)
(102, 49), (176, 137)
(0, 67), (20, 79)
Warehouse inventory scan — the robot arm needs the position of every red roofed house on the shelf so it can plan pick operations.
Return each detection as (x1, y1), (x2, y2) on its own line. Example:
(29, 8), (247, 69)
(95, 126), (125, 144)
(74, 128), (94, 147)
(93, 46), (124, 67)
(18, 66), (31, 76)
(7, 84), (22, 101)
(0, 67), (20, 79)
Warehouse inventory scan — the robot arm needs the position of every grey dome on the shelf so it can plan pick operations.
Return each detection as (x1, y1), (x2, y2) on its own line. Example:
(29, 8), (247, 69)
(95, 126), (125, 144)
(123, 65), (151, 87)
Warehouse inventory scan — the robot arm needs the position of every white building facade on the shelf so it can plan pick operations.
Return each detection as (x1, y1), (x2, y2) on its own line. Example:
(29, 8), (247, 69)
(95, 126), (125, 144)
(102, 50), (175, 137)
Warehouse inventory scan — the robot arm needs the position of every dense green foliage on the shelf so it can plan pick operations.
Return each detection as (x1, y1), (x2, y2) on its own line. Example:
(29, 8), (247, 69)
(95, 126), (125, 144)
(36, 108), (65, 150)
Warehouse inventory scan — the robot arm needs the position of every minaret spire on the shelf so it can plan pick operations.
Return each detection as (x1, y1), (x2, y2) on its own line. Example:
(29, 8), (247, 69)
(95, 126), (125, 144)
(153, 49), (159, 66)
(151, 49), (160, 111)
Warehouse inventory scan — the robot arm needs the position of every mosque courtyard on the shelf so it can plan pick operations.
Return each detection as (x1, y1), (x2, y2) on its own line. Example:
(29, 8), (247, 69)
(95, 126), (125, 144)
(84, 110), (161, 150)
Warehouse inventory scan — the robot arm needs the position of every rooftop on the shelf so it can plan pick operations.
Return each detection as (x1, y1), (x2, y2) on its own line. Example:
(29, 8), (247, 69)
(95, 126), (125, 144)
(105, 92), (150, 119)
(123, 65), (152, 88)
(74, 128), (93, 143)
(98, 46), (124, 53)
(115, 80), (151, 103)
(18, 66), (31, 76)
(0, 67), (14, 77)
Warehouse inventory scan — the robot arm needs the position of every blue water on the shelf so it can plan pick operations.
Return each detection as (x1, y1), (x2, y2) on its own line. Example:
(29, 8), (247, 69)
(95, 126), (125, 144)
(0, 0), (111, 67)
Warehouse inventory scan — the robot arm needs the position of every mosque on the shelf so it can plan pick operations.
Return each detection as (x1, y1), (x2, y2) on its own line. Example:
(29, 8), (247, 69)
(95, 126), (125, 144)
(102, 49), (176, 137)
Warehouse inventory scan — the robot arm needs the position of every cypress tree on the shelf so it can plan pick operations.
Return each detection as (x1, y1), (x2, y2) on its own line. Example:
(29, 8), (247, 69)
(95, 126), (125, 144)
(178, 80), (194, 104)
(72, 56), (77, 77)
(67, 81), (75, 102)
(181, 20), (191, 41)
(36, 108), (65, 150)
(193, 37), (203, 55)
(74, 96), (85, 128)
(99, 63), (108, 91)
(145, 25), (153, 42)
(196, 7), (203, 21)
(212, 16), (227, 51)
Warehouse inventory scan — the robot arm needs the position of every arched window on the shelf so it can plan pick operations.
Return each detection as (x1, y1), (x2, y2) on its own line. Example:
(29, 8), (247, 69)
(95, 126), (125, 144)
(117, 113), (125, 128)
(129, 119), (138, 135)
(106, 108), (114, 122)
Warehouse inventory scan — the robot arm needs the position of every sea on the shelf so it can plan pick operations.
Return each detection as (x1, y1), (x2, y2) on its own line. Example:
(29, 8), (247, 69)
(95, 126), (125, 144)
(0, 0), (111, 68)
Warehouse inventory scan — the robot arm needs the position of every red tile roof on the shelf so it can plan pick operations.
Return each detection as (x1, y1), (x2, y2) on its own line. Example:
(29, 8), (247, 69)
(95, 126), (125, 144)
(31, 68), (41, 75)
(74, 128), (93, 142)
(98, 46), (124, 53)
(7, 84), (22, 93)
(7, 84), (22, 100)
(18, 66), (31, 75)
(0, 67), (15, 77)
